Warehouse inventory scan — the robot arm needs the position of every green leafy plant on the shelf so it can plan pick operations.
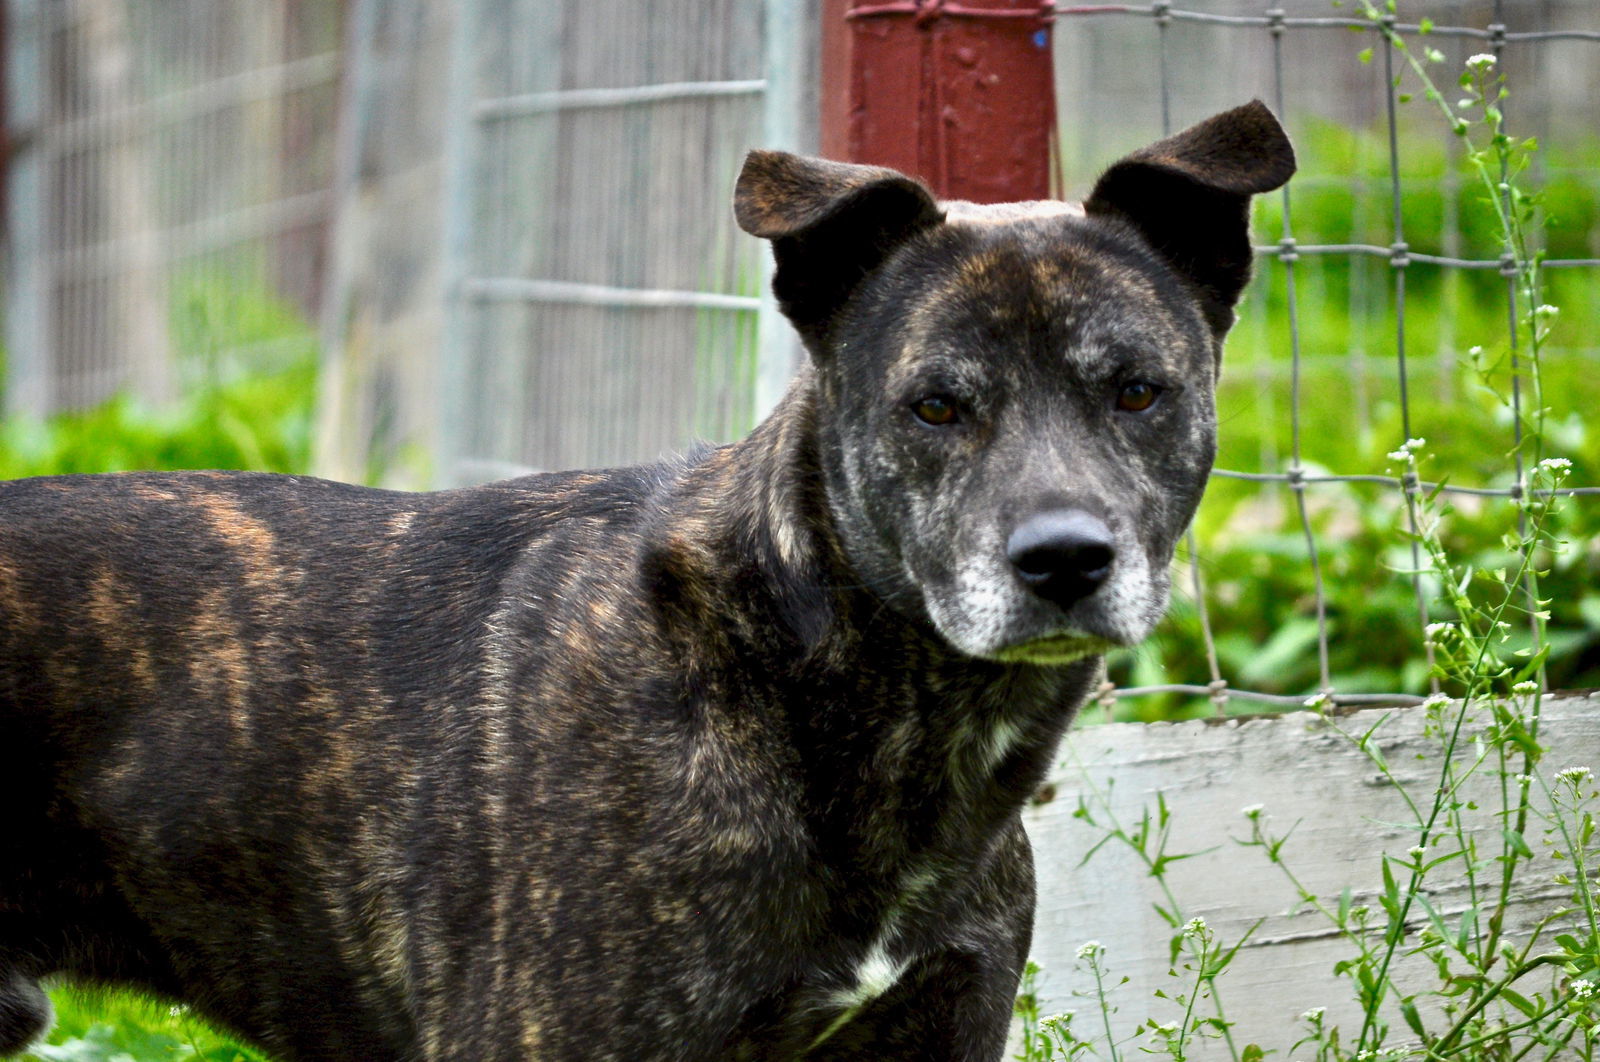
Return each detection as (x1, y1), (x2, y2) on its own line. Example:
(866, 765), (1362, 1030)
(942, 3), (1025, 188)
(1016, 778), (1261, 1062)
(1103, 50), (1600, 722)
(1023, 9), (1600, 1061)
(23, 993), (265, 1062)
(0, 272), (318, 480)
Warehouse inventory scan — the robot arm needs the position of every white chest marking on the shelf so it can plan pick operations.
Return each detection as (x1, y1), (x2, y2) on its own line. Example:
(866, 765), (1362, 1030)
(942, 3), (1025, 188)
(810, 872), (939, 1048)
(833, 936), (912, 1009)
(811, 935), (914, 1050)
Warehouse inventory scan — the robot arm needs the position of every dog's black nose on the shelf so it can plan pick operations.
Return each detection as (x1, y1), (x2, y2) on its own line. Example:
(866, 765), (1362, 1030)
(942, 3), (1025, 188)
(1006, 509), (1115, 606)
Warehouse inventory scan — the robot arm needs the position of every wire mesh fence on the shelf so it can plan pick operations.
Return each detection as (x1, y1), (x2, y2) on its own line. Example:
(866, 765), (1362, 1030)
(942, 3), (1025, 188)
(3, 0), (340, 416)
(1049, 0), (1600, 719)
(430, 0), (807, 486)
(313, 0), (813, 487)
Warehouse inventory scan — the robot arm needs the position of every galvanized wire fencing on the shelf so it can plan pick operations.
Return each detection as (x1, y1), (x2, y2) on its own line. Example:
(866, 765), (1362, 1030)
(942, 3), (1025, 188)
(435, 0), (765, 483)
(1050, 1), (1600, 718)
(428, 0), (813, 486)
(3, 0), (340, 415)
(5, 0), (816, 489)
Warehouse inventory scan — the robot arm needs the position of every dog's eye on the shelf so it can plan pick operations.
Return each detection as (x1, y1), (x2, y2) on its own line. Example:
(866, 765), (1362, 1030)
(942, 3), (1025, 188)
(1116, 382), (1161, 413)
(911, 395), (960, 426)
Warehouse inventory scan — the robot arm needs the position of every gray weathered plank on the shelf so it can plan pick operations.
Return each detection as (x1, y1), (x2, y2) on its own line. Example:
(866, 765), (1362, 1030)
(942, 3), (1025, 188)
(1025, 691), (1600, 1057)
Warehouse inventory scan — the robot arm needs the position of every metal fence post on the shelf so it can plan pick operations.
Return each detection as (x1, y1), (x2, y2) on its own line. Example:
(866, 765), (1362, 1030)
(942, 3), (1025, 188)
(822, 0), (1055, 203)
(755, 0), (814, 420)
(314, 0), (379, 483)
(436, 0), (483, 486)
(4, 0), (49, 416)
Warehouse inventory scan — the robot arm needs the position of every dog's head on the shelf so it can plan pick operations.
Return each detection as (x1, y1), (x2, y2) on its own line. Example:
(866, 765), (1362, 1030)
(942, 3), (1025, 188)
(736, 102), (1295, 664)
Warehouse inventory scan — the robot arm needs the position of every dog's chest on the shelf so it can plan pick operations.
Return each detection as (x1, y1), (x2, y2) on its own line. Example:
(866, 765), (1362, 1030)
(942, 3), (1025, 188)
(797, 864), (946, 1032)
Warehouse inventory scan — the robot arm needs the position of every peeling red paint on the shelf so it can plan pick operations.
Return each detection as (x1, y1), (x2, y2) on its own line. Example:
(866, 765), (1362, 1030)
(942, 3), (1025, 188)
(820, 0), (1056, 203)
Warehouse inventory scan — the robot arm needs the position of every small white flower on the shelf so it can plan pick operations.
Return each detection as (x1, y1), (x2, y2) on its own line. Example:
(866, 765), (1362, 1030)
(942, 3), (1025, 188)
(1387, 437), (1426, 463)
(1075, 940), (1103, 960)
(1304, 693), (1332, 710)
(1302, 1006), (1326, 1023)
(1515, 773), (1534, 786)
(1572, 979), (1596, 1000)
(1535, 303), (1560, 318)
(1408, 845), (1427, 861)
(1538, 457), (1573, 474)
(1512, 680), (1539, 696)
(1182, 916), (1208, 937)
(1421, 693), (1451, 711)
(1466, 53), (1497, 69)
(1241, 803), (1265, 818)
(1424, 622), (1454, 639)
(1558, 766), (1594, 784)
(1388, 438), (1427, 463)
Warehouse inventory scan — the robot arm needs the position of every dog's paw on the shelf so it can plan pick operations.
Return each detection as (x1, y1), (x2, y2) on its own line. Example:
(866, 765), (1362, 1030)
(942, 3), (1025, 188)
(0, 968), (52, 1056)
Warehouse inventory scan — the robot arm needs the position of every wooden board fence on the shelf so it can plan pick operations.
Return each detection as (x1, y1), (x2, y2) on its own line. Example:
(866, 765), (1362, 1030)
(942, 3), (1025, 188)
(1023, 690), (1600, 1057)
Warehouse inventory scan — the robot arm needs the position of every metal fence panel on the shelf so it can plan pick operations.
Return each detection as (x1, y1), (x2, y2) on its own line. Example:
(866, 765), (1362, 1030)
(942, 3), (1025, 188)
(432, 0), (808, 485)
(1048, 2), (1600, 707)
(4, 0), (341, 416)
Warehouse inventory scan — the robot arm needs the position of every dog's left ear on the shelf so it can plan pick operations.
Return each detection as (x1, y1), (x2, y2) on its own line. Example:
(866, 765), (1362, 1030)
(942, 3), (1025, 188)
(735, 150), (943, 352)
(1085, 100), (1296, 335)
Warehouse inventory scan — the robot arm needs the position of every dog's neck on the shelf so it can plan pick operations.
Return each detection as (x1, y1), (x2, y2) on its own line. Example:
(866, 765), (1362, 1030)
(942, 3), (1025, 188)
(641, 371), (1097, 881)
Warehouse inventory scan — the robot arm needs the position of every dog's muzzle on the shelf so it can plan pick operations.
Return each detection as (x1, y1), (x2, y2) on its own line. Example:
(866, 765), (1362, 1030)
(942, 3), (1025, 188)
(1005, 508), (1115, 608)
(928, 504), (1137, 664)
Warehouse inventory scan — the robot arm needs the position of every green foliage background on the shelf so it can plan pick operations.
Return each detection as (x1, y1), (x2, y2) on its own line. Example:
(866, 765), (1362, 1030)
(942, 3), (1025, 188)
(0, 273), (316, 480)
(1107, 117), (1600, 719)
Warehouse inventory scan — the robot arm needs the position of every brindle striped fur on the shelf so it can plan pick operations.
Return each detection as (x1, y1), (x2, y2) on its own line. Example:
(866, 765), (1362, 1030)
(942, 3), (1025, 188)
(0, 103), (1292, 1061)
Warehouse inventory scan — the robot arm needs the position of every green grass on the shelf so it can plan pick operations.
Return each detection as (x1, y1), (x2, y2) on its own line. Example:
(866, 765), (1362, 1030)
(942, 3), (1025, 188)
(22, 992), (266, 1062)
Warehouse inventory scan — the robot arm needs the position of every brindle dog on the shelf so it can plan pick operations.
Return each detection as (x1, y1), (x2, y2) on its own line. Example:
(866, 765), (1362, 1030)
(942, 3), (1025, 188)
(0, 102), (1293, 1061)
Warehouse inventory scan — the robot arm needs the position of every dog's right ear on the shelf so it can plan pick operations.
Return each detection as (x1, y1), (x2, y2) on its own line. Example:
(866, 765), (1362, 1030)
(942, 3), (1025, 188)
(735, 151), (943, 351)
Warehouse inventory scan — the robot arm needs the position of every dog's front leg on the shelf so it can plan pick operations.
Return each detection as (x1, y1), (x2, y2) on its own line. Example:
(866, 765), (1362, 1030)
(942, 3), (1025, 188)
(804, 826), (1036, 1062)
(802, 944), (1028, 1062)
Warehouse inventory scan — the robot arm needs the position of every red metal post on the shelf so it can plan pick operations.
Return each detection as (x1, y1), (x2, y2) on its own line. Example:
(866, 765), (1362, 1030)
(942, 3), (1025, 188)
(819, 0), (1056, 204)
